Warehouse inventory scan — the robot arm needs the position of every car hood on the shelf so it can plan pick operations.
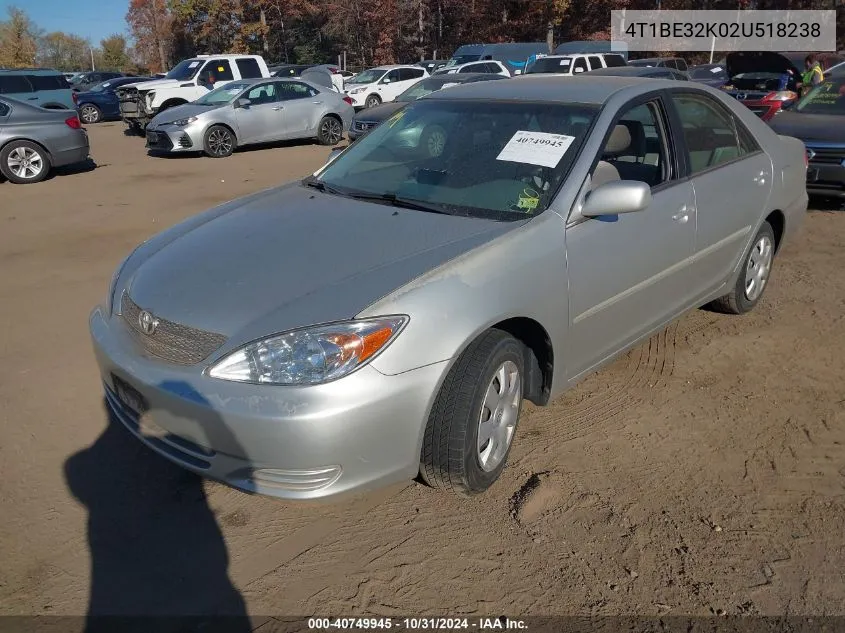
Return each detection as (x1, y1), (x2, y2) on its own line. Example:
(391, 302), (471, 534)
(124, 184), (521, 342)
(151, 103), (222, 125)
(769, 110), (845, 143)
(353, 102), (406, 123)
(725, 52), (801, 78)
(126, 78), (181, 92)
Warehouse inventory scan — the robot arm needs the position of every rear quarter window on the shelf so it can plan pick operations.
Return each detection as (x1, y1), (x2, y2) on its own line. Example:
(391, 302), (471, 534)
(28, 75), (71, 91)
(604, 54), (627, 68)
(0, 75), (34, 94)
(0, 101), (10, 116)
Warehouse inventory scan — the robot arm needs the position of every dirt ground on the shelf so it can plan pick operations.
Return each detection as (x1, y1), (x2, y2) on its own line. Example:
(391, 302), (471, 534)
(1, 123), (844, 626)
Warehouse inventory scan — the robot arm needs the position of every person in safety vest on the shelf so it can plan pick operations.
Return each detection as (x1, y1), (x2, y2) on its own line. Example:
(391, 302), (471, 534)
(800, 54), (824, 96)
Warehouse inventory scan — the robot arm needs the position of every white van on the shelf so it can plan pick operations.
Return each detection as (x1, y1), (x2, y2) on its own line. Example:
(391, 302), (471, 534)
(525, 53), (627, 76)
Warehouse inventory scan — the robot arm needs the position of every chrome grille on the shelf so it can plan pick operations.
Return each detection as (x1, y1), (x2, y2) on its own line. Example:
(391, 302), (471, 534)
(120, 292), (227, 365)
(353, 120), (377, 132)
(805, 146), (845, 165)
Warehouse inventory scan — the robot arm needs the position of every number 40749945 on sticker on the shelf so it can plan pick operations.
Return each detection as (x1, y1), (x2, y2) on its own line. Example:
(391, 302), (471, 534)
(496, 130), (576, 169)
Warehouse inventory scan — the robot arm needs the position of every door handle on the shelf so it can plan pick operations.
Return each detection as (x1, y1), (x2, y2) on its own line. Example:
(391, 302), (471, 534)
(753, 171), (767, 185)
(272, 106), (283, 111)
(672, 206), (690, 223)
(312, 101), (323, 104)
(27, 97), (38, 100)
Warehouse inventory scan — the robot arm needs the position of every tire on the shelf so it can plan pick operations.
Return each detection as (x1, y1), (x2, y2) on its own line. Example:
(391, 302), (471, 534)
(710, 221), (776, 314)
(420, 330), (525, 496)
(203, 125), (236, 158)
(0, 140), (52, 184)
(364, 94), (381, 108)
(419, 124), (447, 158)
(316, 115), (343, 146)
(80, 104), (102, 124)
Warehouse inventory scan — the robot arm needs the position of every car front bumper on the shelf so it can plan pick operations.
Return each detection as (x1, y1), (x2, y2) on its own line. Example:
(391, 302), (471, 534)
(89, 306), (446, 500)
(806, 150), (845, 199)
(145, 123), (204, 153)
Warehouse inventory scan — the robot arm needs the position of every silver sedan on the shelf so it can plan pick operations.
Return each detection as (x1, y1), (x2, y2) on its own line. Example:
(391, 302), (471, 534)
(91, 76), (807, 500)
(145, 78), (354, 157)
(0, 96), (90, 184)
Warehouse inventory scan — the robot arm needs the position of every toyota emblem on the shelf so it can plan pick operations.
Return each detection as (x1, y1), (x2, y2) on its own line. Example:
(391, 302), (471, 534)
(806, 148), (816, 161)
(138, 310), (159, 335)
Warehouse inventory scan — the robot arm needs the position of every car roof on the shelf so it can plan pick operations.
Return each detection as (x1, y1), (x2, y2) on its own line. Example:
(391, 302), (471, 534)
(0, 68), (64, 75)
(372, 64), (419, 70)
(587, 66), (677, 77)
(426, 75), (669, 104)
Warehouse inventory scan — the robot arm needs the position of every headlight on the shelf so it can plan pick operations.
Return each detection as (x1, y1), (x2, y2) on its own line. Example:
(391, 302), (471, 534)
(350, 87), (365, 94)
(172, 116), (198, 126)
(145, 91), (155, 103)
(208, 317), (408, 385)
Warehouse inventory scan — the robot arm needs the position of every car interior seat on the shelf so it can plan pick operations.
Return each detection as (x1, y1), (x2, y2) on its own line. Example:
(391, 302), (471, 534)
(602, 120), (661, 186)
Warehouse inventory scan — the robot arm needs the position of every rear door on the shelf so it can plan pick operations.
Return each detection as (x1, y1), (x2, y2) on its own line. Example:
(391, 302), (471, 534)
(587, 56), (604, 71)
(0, 74), (35, 104)
(276, 81), (321, 138)
(667, 90), (773, 295)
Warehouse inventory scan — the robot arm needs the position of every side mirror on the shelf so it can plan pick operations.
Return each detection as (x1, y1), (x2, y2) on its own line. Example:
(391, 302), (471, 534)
(581, 180), (652, 217)
(235, 97), (251, 108)
(382, 78), (391, 84)
(514, 69), (522, 75)
(574, 67), (585, 74)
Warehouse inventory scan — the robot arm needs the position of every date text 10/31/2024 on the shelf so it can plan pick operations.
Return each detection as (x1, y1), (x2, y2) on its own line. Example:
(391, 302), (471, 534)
(307, 617), (528, 630)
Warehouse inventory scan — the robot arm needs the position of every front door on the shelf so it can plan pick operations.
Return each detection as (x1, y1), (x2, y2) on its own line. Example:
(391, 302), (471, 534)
(669, 91), (774, 294)
(565, 97), (698, 379)
(234, 82), (284, 144)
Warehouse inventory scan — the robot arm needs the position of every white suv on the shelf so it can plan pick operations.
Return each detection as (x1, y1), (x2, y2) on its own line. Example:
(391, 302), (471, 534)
(344, 65), (429, 109)
(433, 61), (511, 77)
(117, 54), (271, 130)
(525, 53), (627, 76)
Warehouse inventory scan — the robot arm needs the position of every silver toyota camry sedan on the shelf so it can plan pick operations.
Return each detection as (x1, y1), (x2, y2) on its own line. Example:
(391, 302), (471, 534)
(91, 76), (807, 500)
(145, 78), (354, 157)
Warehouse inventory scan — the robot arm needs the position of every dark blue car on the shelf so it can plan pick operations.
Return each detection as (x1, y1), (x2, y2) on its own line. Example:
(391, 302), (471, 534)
(75, 76), (153, 124)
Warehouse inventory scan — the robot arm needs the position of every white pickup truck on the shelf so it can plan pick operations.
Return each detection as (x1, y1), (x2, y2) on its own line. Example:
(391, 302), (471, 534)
(117, 54), (271, 131)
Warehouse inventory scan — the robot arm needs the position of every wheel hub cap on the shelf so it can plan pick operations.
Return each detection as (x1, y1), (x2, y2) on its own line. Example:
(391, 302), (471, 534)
(8, 148), (43, 179)
(744, 235), (773, 302)
(477, 360), (521, 472)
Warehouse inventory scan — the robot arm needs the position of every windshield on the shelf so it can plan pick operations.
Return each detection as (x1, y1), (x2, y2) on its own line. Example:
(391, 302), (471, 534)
(88, 81), (114, 93)
(314, 100), (597, 220)
(166, 59), (204, 81)
(395, 78), (452, 101)
(347, 69), (386, 84)
(447, 55), (482, 66)
(795, 79), (845, 114)
(194, 81), (250, 105)
(526, 57), (571, 74)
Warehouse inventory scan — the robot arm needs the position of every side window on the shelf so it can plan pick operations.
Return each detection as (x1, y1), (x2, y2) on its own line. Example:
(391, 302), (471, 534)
(0, 75), (33, 94)
(672, 93), (755, 174)
(587, 56), (603, 70)
(398, 68), (422, 81)
(383, 70), (401, 83)
(245, 83), (278, 104)
(200, 60), (234, 84)
(29, 75), (66, 91)
(0, 101), (10, 116)
(278, 81), (314, 100)
(675, 59), (688, 71)
(593, 101), (671, 189)
(236, 58), (262, 79)
(604, 54), (626, 68)
(573, 57), (588, 74)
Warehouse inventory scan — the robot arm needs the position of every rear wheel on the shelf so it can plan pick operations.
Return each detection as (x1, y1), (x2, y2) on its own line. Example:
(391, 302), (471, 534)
(420, 330), (525, 496)
(365, 94), (381, 108)
(316, 116), (343, 145)
(203, 125), (236, 158)
(710, 221), (775, 314)
(80, 104), (102, 124)
(0, 140), (51, 184)
(419, 124), (447, 158)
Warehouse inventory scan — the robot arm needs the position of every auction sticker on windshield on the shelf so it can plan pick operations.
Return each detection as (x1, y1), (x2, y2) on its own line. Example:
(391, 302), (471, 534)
(496, 131), (576, 168)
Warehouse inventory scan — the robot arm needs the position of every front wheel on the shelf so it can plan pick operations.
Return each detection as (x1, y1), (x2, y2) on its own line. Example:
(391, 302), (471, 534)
(420, 330), (525, 496)
(710, 221), (776, 314)
(364, 94), (381, 109)
(80, 104), (102, 124)
(0, 140), (52, 184)
(316, 116), (343, 146)
(203, 125), (236, 158)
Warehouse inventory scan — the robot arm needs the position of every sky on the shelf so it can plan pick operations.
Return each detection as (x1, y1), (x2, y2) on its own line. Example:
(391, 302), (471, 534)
(1, 0), (130, 44)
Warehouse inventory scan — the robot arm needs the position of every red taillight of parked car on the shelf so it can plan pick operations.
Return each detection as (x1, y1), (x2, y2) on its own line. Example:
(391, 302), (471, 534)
(342, 96), (354, 105)
(65, 116), (82, 129)
(762, 90), (798, 103)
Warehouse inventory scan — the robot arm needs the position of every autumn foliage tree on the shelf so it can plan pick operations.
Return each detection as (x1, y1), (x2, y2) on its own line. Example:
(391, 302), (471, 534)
(126, 0), (172, 73)
(0, 6), (39, 68)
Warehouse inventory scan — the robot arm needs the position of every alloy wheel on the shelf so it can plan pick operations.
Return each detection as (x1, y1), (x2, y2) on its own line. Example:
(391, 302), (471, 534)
(321, 118), (342, 145)
(7, 147), (44, 180)
(207, 129), (233, 156)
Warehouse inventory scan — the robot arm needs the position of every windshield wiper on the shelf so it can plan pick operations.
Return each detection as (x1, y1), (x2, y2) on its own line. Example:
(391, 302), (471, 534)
(302, 176), (349, 196)
(343, 191), (455, 215)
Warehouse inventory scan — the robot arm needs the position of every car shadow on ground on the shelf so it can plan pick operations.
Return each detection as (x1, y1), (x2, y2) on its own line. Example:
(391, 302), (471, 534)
(64, 384), (253, 633)
(145, 137), (327, 160)
(51, 158), (99, 178)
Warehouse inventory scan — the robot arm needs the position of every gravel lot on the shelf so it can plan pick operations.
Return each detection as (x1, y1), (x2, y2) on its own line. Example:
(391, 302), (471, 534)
(1, 123), (844, 626)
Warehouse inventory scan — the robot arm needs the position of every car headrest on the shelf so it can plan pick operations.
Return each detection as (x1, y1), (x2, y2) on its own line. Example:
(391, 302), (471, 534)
(604, 124), (632, 156)
(591, 160), (621, 190)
